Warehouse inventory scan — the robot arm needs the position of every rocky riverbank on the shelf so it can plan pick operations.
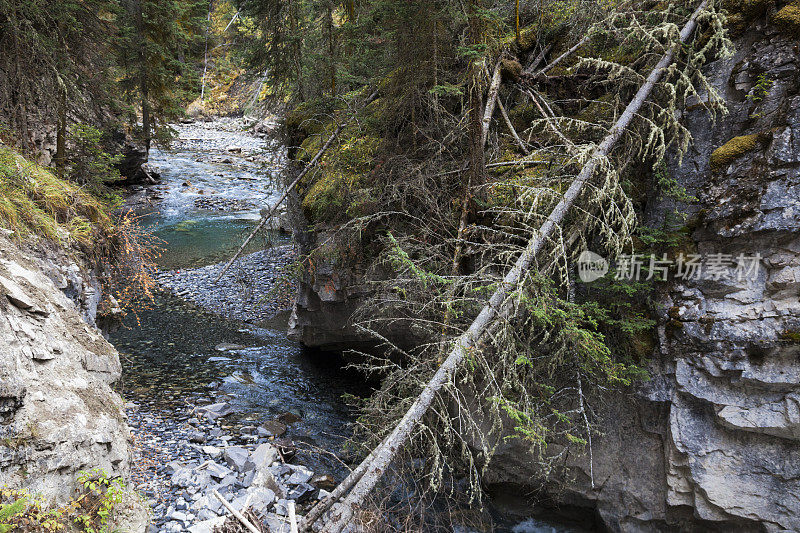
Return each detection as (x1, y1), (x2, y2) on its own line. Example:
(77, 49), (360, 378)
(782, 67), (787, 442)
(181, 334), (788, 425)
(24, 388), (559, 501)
(156, 245), (296, 324)
(127, 394), (336, 533)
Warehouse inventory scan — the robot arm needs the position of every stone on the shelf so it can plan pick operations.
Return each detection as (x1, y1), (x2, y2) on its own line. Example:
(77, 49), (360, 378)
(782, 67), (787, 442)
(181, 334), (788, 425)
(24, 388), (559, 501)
(287, 482), (316, 503)
(276, 410), (302, 424)
(223, 446), (254, 472)
(257, 420), (287, 438)
(286, 470), (313, 485)
(311, 474), (336, 490)
(196, 402), (233, 421)
(0, 274), (35, 310)
(251, 443), (279, 469)
(248, 487), (276, 514)
(189, 431), (206, 443)
(201, 445), (222, 459)
(252, 465), (286, 499)
(214, 342), (245, 352)
(187, 516), (225, 533)
(205, 461), (233, 480)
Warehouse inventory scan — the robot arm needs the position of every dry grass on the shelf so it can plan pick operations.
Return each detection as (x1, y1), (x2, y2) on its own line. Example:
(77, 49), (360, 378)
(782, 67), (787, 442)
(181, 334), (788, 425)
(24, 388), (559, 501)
(0, 143), (113, 247)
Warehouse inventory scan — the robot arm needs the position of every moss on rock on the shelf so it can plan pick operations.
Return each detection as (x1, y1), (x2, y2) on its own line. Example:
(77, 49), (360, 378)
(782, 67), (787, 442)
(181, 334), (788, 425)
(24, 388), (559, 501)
(709, 134), (762, 170)
(723, 0), (771, 35)
(774, 2), (800, 35)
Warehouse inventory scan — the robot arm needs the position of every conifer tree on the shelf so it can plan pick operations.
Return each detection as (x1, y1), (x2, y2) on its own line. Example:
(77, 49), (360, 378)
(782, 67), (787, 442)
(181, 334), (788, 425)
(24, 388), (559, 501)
(117, 0), (207, 153)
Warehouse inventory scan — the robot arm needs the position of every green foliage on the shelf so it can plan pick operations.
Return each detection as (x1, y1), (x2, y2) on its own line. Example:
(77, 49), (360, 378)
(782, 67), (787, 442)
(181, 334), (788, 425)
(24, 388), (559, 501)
(0, 144), (112, 246)
(75, 469), (126, 533)
(0, 0), (119, 150)
(747, 73), (775, 103)
(0, 470), (129, 533)
(654, 161), (697, 204)
(0, 497), (27, 532)
(116, 0), (207, 150)
(65, 125), (122, 189)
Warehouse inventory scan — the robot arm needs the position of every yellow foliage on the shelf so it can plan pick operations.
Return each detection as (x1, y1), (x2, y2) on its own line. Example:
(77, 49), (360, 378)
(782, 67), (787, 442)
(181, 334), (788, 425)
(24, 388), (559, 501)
(709, 134), (761, 170)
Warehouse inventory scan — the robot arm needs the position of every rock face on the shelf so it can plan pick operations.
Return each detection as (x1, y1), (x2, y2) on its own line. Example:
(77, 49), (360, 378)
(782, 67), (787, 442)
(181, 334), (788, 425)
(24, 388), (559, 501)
(0, 235), (133, 506)
(287, 11), (800, 533)
(486, 13), (800, 533)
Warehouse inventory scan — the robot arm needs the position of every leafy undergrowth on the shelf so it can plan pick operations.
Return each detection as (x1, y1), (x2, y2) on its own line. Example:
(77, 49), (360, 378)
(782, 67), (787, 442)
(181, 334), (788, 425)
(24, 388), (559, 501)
(0, 143), (114, 248)
(0, 469), (136, 533)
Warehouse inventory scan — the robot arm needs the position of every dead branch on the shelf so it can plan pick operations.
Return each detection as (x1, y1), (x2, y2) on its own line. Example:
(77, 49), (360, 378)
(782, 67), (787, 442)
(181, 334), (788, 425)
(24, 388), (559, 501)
(213, 89), (378, 283)
(310, 3), (708, 531)
(213, 489), (262, 533)
(497, 98), (530, 155)
(536, 35), (589, 76)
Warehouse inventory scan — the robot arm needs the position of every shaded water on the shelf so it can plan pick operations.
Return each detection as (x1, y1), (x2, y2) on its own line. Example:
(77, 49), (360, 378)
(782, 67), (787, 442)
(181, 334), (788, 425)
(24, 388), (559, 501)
(110, 120), (367, 477)
(109, 120), (583, 532)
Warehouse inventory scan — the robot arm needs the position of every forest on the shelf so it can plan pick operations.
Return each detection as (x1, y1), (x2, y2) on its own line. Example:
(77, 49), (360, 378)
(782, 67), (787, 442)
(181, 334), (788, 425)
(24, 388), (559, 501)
(1, 0), (800, 532)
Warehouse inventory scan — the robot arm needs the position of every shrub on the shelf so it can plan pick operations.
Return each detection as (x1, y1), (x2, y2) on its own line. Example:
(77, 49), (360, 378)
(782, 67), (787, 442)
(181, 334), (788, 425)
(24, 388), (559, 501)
(65, 124), (122, 189)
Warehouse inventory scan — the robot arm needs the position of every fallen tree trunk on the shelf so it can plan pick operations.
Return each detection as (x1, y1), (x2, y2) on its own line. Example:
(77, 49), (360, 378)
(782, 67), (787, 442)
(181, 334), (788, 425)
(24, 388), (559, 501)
(480, 61), (504, 147)
(213, 89), (378, 283)
(536, 35), (588, 76)
(310, 3), (708, 532)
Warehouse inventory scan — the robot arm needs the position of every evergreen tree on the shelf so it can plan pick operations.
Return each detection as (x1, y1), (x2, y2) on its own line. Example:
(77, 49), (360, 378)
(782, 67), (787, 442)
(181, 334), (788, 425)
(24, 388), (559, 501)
(0, 0), (118, 152)
(116, 0), (207, 153)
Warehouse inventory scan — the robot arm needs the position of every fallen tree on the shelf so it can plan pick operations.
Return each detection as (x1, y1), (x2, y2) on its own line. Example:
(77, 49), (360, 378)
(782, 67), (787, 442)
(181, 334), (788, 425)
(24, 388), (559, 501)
(213, 89), (378, 283)
(303, 2), (710, 531)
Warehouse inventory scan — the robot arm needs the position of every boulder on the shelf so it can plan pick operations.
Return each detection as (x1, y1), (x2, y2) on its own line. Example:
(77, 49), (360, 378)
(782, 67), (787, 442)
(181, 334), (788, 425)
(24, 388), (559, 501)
(223, 446), (255, 473)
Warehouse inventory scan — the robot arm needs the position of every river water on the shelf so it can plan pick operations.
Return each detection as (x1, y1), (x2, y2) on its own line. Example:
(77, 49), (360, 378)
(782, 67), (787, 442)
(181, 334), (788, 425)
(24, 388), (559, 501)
(108, 119), (583, 533)
(110, 119), (366, 479)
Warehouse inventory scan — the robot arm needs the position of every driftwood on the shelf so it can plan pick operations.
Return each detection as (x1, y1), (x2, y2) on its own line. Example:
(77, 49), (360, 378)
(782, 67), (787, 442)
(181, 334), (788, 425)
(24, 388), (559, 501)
(214, 89), (378, 283)
(309, 3), (708, 532)
(213, 490), (262, 533)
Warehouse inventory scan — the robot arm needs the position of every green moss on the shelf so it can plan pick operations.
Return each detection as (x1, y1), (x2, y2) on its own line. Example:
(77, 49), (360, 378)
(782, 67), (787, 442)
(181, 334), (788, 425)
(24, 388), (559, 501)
(0, 145), (111, 246)
(709, 134), (762, 170)
(724, 0), (771, 34)
(285, 97), (339, 145)
(774, 2), (800, 35)
(301, 135), (382, 223)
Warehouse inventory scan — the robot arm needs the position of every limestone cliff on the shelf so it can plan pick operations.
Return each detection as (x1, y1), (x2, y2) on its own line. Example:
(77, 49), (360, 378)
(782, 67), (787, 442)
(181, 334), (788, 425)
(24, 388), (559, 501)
(287, 6), (800, 532)
(482, 10), (800, 533)
(0, 234), (140, 517)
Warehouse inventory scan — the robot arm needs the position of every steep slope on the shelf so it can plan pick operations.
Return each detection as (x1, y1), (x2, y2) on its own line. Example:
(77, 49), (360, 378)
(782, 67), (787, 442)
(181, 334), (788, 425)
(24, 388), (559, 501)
(284, 4), (800, 532)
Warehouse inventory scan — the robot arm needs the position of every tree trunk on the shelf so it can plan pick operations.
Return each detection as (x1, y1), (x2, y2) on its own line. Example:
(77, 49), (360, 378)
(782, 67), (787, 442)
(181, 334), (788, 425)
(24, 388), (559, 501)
(290, 0), (305, 101)
(326, 3), (336, 96)
(467, 0), (485, 194)
(55, 77), (67, 179)
(311, 3), (708, 532)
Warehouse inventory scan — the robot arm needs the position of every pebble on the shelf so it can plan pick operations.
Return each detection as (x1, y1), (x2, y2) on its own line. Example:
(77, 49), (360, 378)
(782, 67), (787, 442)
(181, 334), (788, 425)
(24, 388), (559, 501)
(157, 246), (296, 324)
(127, 399), (333, 532)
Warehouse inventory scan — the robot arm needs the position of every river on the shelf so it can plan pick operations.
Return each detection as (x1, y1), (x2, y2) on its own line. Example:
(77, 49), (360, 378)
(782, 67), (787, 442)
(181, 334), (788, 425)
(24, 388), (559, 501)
(108, 118), (583, 533)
